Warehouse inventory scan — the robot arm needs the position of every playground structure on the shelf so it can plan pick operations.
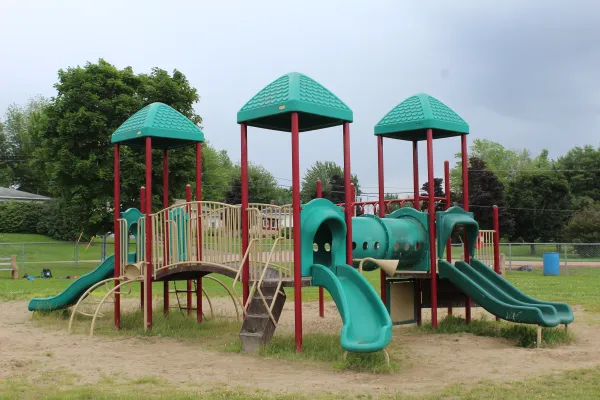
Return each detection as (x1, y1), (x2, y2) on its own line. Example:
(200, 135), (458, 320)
(28, 72), (573, 352)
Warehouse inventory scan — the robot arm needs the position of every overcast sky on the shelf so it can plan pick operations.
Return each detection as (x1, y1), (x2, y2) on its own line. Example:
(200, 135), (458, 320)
(1, 0), (599, 200)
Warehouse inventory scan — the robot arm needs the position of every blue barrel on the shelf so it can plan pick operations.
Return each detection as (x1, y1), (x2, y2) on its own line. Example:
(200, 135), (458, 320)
(543, 252), (560, 276)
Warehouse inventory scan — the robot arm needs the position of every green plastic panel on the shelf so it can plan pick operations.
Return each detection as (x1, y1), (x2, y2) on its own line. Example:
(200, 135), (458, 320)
(237, 72), (353, 132)
(436, 207), (479, 259)
(310, 263), (392, 352)
(299, 199), (346, 277)
(120, 208), (143, 241)
(374, 94), (469, 141)
(351, 210), (429, 272)
(438, 260), (564, 327)
(111, 102), (204, 149)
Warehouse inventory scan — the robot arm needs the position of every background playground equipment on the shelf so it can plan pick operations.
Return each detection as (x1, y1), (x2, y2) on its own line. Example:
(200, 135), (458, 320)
(27, 73), (573, 353)
(0, 255), (18, 280)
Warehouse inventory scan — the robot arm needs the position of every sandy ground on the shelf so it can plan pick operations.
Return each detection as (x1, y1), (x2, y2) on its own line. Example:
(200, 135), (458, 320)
(1, 298), (600, 398)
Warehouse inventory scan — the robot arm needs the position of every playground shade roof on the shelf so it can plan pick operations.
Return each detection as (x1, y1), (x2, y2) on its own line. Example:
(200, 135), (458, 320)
(111, 102), (204, 149)
(237, 72), (353, 132)
(374, 94), (469, 141)
(0, 187), (51, 202)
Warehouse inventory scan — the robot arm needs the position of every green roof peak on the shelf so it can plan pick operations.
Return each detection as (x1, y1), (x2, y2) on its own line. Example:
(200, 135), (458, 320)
(237, 72), (353, 132)
(374, 94), (468, 141)
(111, 102), (204, 149)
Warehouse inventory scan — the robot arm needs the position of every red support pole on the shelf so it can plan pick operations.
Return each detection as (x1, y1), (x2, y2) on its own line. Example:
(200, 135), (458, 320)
(241, 124), (250, 309)
(317, 180), (324, 319)
(343, 122), (353, 267)
(461, 134), (472, 324)
(196, 142), (203, 323)
(163, 150), (170, 317)
(493, 205), (501, 321)
(377, 136), (387, 304)
(144, 137), (153, 329)
(413, 141), (419, 210)
(113, 144), (121, 329)
(291, 112), (303, 353)
(426, 129), (438, 328)
(351, 183), (356, 217)
(140, 186), (146, 310)
(185, 184), (192, 315)
(444, 160), (453, 317)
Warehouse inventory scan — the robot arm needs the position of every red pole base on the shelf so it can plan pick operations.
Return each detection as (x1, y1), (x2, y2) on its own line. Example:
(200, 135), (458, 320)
(318, 287), (324, 318)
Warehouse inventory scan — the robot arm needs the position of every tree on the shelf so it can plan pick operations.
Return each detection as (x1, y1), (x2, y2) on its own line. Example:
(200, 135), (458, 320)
(420, 178), (445, 212)
(556, 145), (600, 202)
(466, 156), (514, 235)
(224, 163), (281, 204)
(565, 201), (600, 244)
(300, 161), (360, 203)
(1, 96), (50, 193)
(506, 170), (573, 253)
(450, 139), (551, 193)
(34, 59), (212, 236)
(0, 121), (13, 187)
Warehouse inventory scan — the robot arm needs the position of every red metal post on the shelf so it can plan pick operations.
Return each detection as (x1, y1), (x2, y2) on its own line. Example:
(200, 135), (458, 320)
(291, 112), (303, 352)
(377, 136), (387, 304)
(426, 129), (438, 328)
(316, 180), (324, 318)
(493, 205), (501, 321)
(185, 184), (193, 315)
(343, 122), (353, 266)
(163, 150), (170, 317)
(351, 183), (356, 217)
(444, 160), (453, 317)
(144, 137), (153, 329)
(493, 205), (500, 274)
(196, 142), (203, 323)
(412, 141), (419, 209)
(241, 124), (250, 308)
(461, 134), (472, 324)
(113, 144), (121, 329)
(140, 186), (146, 310)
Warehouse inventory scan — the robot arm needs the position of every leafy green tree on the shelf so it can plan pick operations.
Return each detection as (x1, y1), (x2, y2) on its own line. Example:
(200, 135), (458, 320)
(465, 157), (514, 235)
(506, 170), (573, 253)
(565, 201), (600, 244)
(0, 121), (13, 187)
(420, 178), (445, 212)
(224, 163), (281, 204)
(34, 59), (215, 235)
(450, 139), (551, 193)
(556, 145), (600, 202)
(1, 96), (49, 193)
(300, 161), (360, 203)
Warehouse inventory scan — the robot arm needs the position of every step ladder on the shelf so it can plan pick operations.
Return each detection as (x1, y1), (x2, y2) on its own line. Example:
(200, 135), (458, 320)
(239, 282), (287, 352)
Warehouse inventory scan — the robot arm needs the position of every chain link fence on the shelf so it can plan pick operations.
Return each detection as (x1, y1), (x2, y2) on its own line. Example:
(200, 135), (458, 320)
(0, 236), (111, 279)
(500, 243), (600, 276)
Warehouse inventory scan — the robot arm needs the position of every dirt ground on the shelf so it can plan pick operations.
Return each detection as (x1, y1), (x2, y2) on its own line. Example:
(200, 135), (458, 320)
(1, 299), (600, 398)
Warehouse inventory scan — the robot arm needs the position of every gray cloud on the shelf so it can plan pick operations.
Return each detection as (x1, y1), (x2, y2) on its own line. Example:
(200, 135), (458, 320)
(1, 0), (598, 197)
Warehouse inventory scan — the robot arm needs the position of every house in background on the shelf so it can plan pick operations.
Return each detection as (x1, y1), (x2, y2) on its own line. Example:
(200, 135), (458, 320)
(0, 187), (52, 204)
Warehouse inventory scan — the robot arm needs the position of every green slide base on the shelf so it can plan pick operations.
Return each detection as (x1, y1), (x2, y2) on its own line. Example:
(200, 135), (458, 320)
(311, 264), (392, 353)
(438, 259), (567, 327)
(28, 253), (136, 312)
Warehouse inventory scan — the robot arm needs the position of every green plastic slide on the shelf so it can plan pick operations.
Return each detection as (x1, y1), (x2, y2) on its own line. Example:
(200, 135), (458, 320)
(310, 264), (392, 352)
(438, 259), (573, 327)
(466, 258), (573, 324)
(28, 253), (136, 312)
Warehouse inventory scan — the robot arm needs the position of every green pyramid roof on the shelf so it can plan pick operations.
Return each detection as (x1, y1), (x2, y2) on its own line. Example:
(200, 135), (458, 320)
(111, 102), (204, 149)
(374, 94), (469, 141)
(237, 72), (353, 132)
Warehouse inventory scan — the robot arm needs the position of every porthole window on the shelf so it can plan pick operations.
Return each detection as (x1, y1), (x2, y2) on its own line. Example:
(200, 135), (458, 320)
(374, 242), (380, 250)
(324, 243), (331, 252)
(313, 243), (318, 252)
(363, 242), (369, 250)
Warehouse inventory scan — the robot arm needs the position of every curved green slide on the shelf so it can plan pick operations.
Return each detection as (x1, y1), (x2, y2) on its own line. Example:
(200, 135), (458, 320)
(28, 253), (136, 312)
(438, 259), (573, 327)
(310, 264), (392, 352)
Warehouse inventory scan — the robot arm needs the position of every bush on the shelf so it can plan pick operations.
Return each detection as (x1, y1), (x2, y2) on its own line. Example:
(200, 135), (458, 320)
(0, 201), (42, 234)
(0, 200), (84, 241)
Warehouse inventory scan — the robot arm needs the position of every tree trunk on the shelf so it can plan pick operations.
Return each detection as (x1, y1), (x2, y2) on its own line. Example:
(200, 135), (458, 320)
(530, 243), (536, 256)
